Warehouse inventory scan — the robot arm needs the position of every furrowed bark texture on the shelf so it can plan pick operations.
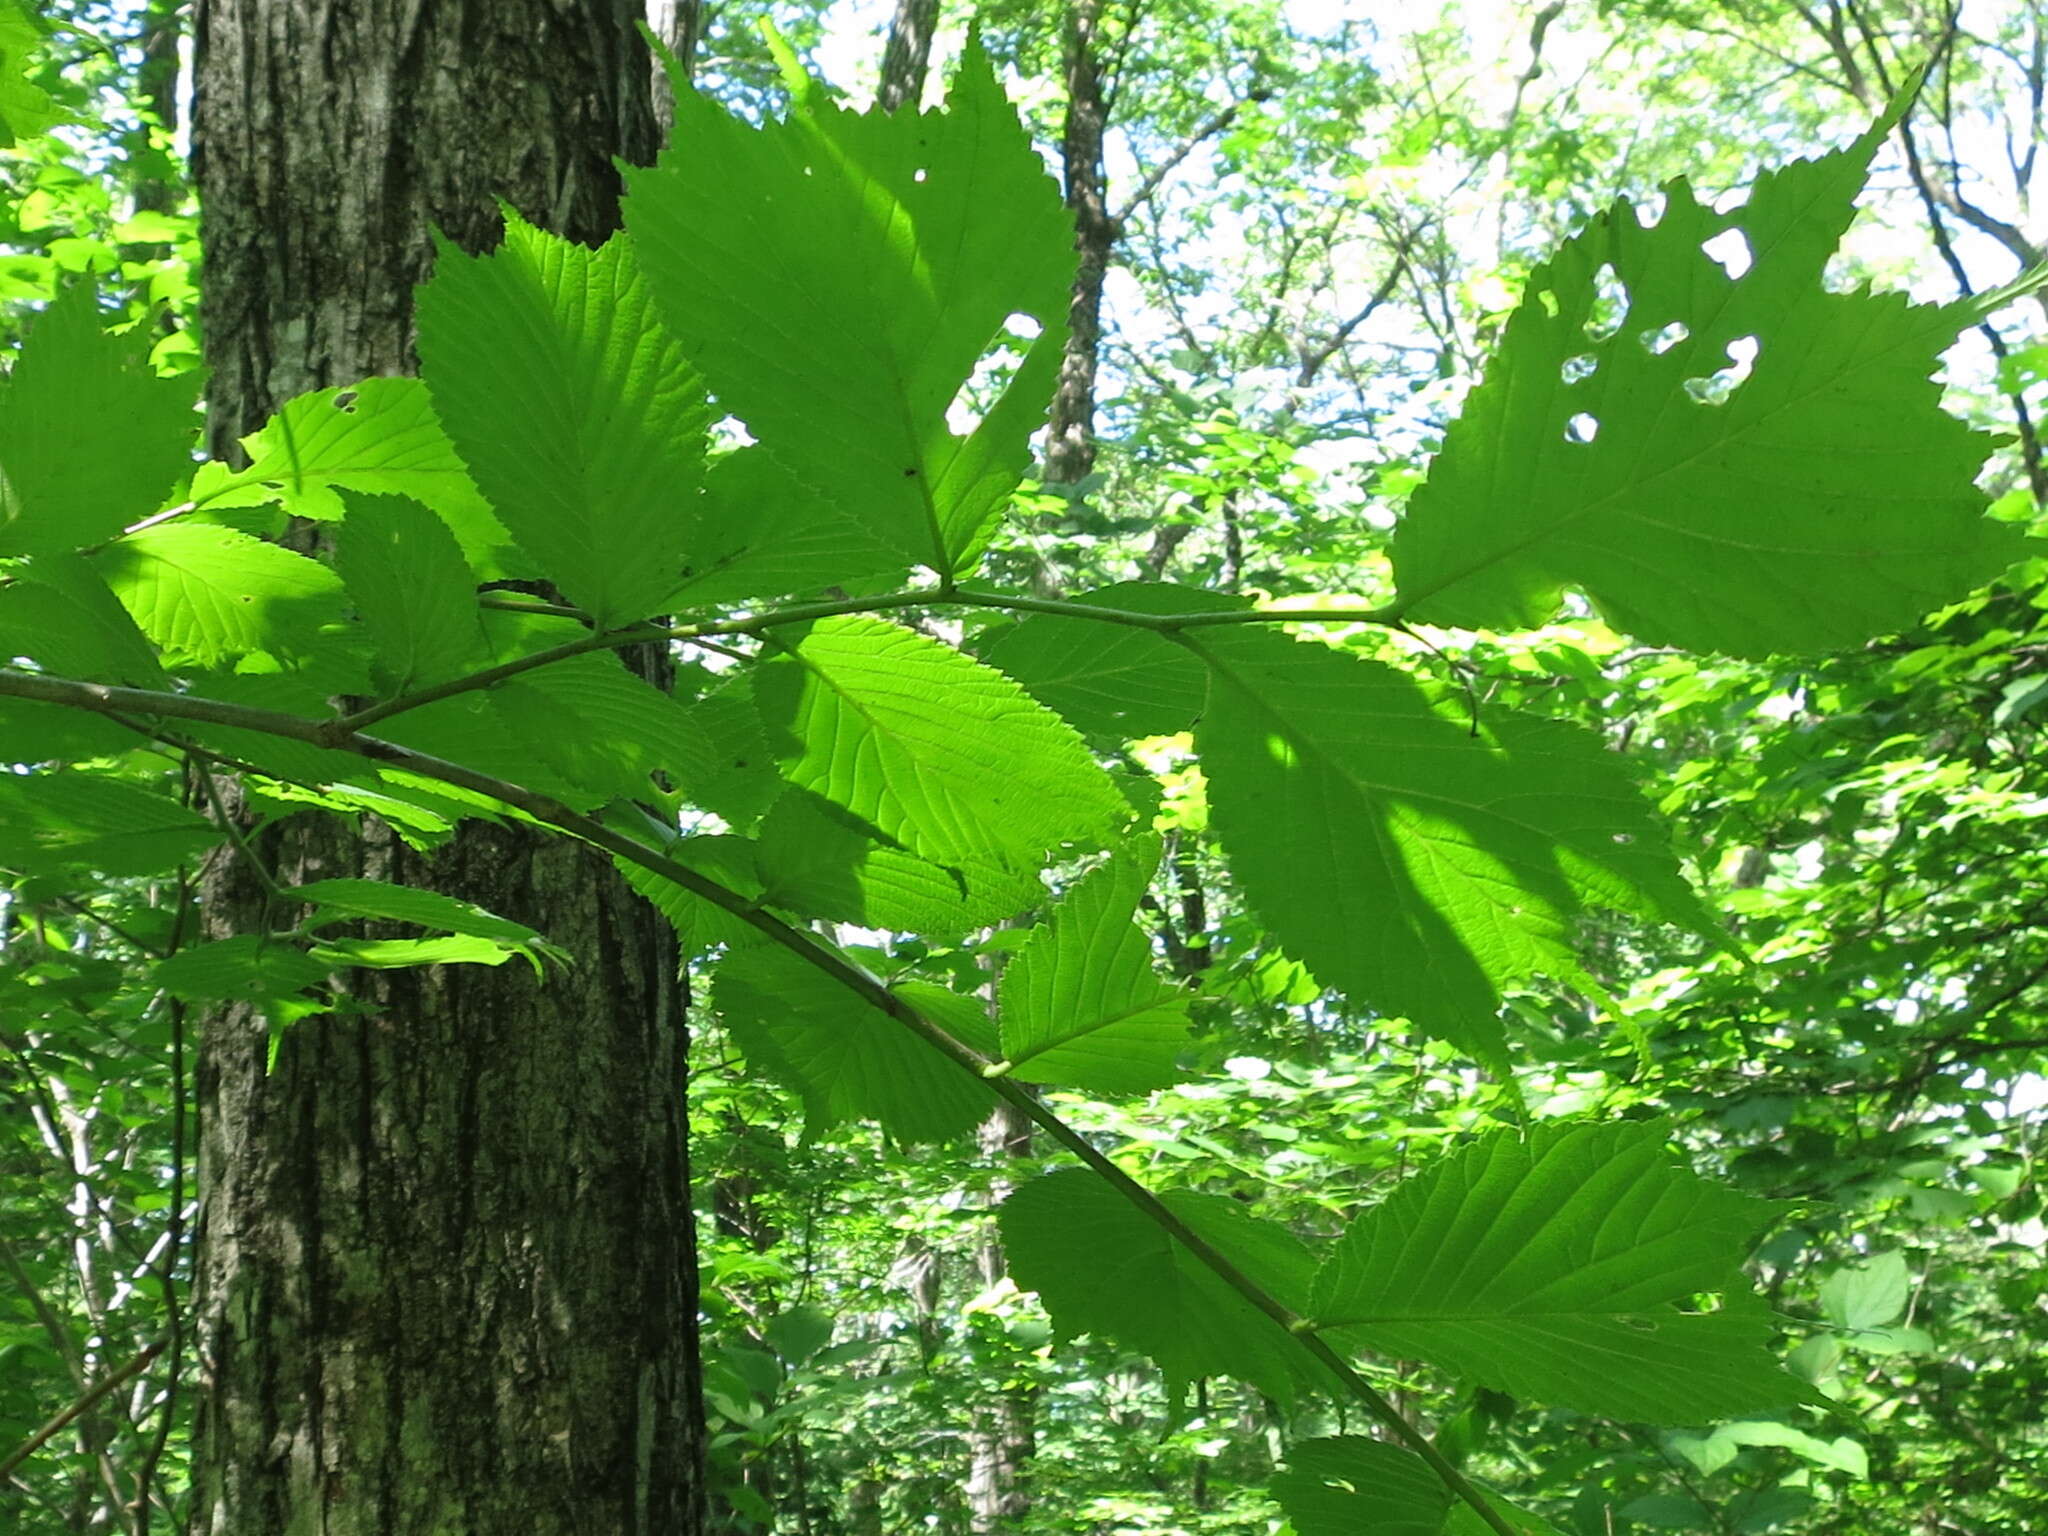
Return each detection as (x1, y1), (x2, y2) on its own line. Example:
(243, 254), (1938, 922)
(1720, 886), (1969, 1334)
(188, 4), (704, 1532)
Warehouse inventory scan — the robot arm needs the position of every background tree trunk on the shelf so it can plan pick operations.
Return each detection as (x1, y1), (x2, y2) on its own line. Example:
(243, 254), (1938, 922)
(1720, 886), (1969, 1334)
(187, 3), (705, 1531)
(1044, 0), (1113, 487)
(965, 1101), (1036, 1536)
(879, 0), (941, 113)
(647, 0), (704, 145)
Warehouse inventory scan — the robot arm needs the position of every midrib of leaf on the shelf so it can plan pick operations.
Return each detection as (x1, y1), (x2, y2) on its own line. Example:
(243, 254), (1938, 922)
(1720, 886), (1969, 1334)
(1005, 993), (1179, 1072)
(1316, 1302), (1708, 1329)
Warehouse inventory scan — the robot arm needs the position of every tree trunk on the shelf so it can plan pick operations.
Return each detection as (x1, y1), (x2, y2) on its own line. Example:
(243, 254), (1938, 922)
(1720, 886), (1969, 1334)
(879, 0), (941, 113)
(1044, 0), (1114, 487)
(964, 1104), (1035, 1536)
(647, 0), (704, 144)
(186, 4), (705, 1532)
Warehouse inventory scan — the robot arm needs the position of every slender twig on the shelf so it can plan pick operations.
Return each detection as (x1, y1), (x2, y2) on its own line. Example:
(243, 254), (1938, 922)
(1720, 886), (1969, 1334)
(130, 881), (193, 1535)
(0, 1234), (87, 1389)
(0, 1340), (165, 1482)
(0, 664), (1514, 1536)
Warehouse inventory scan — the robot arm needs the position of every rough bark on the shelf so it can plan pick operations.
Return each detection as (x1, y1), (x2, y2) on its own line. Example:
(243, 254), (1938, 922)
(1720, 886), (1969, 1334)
(187, 4), (704, 1532)
(1044, 0), (1114, 487)
(878, 0), (941, 113)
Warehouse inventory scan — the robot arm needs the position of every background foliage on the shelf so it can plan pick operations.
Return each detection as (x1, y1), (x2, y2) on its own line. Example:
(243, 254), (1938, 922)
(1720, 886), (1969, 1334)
(2, 3), (2045, 1535)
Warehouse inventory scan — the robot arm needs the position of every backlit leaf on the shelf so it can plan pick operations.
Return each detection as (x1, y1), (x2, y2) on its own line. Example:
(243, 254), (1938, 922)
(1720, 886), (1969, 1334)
(754, 615), (1125, 867)
(331, 491), (489, 691)
(1307, 1120), (1808, 1422)
(1002, 1166), (1321, 1402)
(95, 523), (346, 667)
(715, 942), (995, 1143)
(624, 33), (1073, 572)
(997, 837), (1192, 1092)
(1193, 626), (1711, 1065)
(0, 282), (200, 555)
(417, 215), (713, 624)
(1269, 1438), (1451, 1536)
(186, 378), (519, 576)
(0, 772), (217, 877)
(1390, 98), (2033, 656)
(979, 582), (1243, 739)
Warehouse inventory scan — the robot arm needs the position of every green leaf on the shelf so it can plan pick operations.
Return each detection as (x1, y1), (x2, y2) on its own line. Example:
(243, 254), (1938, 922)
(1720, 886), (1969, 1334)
(155, 936), (330, 1005)
(1819, 1251), (1910, 1334)
(417, 216), (713, 624)
(624, 33), (1073, 573)
(0, 553), (166, 685)
(0, 2), (69, 147)
(997, 837), (1192, 1092)
(186, 378), (519, 576)
(1269, 1438), (1451, 1536)
(309, 936), (522, 970)
(1390, 101), (2031, 656)
(331, 491), (489, 691)
(1001, 1167), (1319, 1401)
(681, 680), (783, 829)
(377, 640), (705, 811)
(713, 943), (995, 1143)
(0, 694), (139, 764)
(0, 282), (200, 555)
(1669, 1420), (1868, 1480)
(0, 772), (218, 877)
(492, 651), (712, 806)
(95, 524), (348, 667)
(288, 877), (546, 946)
(1193, 627), (1712, 1065)
(978, 582), (1245, 739)
(666, 447), (907, 608)
(753, 790), (1043, 935)
(1307, 1120), (1808, 1422)
(754, 615), (1125, 867)
(616, 835), (771, 957)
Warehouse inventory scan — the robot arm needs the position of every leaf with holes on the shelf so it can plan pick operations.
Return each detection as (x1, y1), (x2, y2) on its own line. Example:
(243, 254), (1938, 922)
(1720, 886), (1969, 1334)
(624, 32), (1073, 574)
(1307, 1120), (1812, 1422)
(94, 524), (348, 667)
(185, 378), (519, 576)
(1390, 91), (2037, 656)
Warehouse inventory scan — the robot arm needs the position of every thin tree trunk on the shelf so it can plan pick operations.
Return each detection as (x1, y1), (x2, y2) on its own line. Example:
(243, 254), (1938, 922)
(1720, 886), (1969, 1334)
(965, 1102), (1035, 1536)
(647, 0), (705, 144)
(879, 0), (941, 112)
(963, 9), (1116, 1517)
(187, 4), (705, 1532)
(1044, 0), (1114, 486)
